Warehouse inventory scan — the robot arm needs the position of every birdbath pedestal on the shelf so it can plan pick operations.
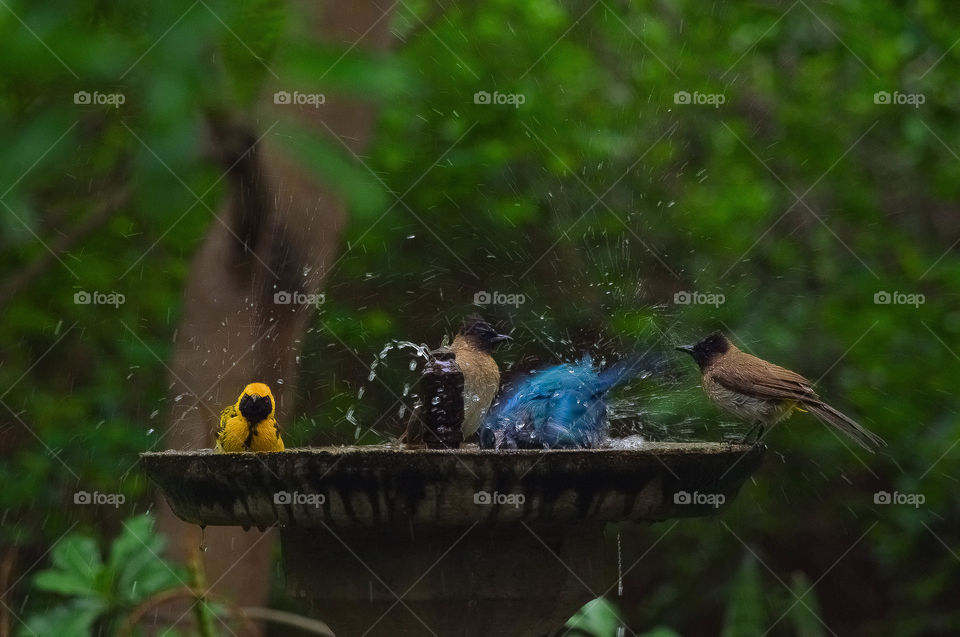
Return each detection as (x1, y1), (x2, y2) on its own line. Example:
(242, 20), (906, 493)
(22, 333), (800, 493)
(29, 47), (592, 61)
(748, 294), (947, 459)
(141, 443), (764, 636)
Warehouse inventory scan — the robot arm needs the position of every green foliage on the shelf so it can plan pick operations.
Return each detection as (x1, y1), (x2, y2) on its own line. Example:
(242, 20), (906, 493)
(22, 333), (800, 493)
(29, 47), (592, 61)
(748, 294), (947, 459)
(564, 554), (826, 636)
(786, 572), (827, 637)
(0, 0), (397, 547)
(20, 514), (183, 636)
(302, 2), (960, 633)
(3, 0), (960, 635)
(721, 555), (765, 637)
(566, 598), (626, 636)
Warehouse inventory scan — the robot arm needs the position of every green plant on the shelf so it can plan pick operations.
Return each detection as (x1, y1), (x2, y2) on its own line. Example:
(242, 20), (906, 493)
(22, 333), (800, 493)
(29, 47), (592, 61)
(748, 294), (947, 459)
(564, 552), (826, 636)
(20, 514), (183, 637)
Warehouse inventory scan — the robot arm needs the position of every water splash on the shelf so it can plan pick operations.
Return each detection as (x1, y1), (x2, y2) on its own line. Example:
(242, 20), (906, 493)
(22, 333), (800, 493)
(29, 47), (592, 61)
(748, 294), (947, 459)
(345, 340), (435, 436)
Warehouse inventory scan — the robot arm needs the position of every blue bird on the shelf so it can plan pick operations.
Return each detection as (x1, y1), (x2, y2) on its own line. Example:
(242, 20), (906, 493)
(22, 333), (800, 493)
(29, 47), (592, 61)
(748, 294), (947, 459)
(479, 354), (657, 449)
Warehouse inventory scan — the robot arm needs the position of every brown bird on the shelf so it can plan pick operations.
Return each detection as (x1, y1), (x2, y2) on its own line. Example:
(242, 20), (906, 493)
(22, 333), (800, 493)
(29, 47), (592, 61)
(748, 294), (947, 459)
(676, 332), (886, 451)
(451, 316), (511, 439)
(402, 316), (510, 444)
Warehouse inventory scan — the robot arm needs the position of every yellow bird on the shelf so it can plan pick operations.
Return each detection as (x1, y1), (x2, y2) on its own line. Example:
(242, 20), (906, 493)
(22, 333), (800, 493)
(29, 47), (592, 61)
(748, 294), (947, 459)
(215, 382), (285, 452)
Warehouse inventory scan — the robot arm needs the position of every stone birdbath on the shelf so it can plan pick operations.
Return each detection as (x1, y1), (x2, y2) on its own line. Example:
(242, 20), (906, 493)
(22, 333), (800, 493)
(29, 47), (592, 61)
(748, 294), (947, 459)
(141, 442), (764, 636)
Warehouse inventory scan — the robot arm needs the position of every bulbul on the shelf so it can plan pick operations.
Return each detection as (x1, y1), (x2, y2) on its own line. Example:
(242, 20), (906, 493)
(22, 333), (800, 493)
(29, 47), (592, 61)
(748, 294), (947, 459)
(216, 382), (285, 452)
(676, 332), (885, 451)
(447, 316), (511, 439)
(479, 353), (656, 449)
(403, 316), (510, 443)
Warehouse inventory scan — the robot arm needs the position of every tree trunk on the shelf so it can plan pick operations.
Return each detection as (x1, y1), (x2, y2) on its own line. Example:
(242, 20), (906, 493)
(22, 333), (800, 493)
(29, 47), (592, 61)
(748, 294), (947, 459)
(155, 2), (394, 632)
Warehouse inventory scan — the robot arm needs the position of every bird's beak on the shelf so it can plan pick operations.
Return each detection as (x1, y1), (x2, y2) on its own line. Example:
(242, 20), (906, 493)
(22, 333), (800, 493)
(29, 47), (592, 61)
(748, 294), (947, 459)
(492, 333), (512, 344)
(675, 344), (695, 355)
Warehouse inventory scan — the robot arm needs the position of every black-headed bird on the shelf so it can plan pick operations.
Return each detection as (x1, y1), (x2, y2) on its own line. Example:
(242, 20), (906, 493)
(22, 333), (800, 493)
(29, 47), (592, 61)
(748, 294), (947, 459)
(216, 382), (285, 452)
(479, 353), (656, 449)
(403, 315), (510, 444)
(452, 316), (511, 439)
(675, 331), (886, 451)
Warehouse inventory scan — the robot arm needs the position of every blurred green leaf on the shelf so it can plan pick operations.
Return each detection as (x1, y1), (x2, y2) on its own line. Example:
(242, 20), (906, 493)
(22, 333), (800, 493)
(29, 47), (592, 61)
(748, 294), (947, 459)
(566, 598), (625, 636)
(787, 571), (826, 637)
(721, 554), (764, 637)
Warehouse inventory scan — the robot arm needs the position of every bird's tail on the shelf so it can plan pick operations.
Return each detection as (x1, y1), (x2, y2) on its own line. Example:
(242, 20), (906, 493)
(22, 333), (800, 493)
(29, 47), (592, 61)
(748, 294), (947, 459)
(804, 401), (886, 452)
(595, 352), (663, 394)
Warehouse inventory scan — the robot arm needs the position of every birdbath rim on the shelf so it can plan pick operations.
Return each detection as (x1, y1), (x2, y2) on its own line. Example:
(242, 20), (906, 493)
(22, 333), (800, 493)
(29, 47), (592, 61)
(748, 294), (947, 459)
(141, 441), (765, 529)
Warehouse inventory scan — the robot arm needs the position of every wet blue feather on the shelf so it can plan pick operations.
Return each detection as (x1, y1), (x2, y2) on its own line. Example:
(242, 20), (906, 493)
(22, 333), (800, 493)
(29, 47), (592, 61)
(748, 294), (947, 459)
(480, 354), (653, 449)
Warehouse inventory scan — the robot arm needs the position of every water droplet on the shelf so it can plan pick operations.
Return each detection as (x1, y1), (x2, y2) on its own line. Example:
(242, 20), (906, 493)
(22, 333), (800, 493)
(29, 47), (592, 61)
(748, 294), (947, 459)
(617, 532), (623, 597)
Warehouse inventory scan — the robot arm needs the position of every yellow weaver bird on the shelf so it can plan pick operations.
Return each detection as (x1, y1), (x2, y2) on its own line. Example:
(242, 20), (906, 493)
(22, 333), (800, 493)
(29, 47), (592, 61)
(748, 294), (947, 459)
(215, 382), (285, 452)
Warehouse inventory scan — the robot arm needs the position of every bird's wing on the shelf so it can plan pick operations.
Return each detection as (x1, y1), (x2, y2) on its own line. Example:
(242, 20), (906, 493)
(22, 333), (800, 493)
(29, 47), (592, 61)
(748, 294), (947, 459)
(712, 351), (818, 401)
(216, 414), (249, 452)
(218, 404), (236, 432)
(216, 405), (237, 448)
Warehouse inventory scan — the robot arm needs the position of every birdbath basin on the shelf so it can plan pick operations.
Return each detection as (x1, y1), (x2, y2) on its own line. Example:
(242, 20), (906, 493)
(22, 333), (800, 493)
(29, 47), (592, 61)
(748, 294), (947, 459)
(141, 443), (764, 636)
